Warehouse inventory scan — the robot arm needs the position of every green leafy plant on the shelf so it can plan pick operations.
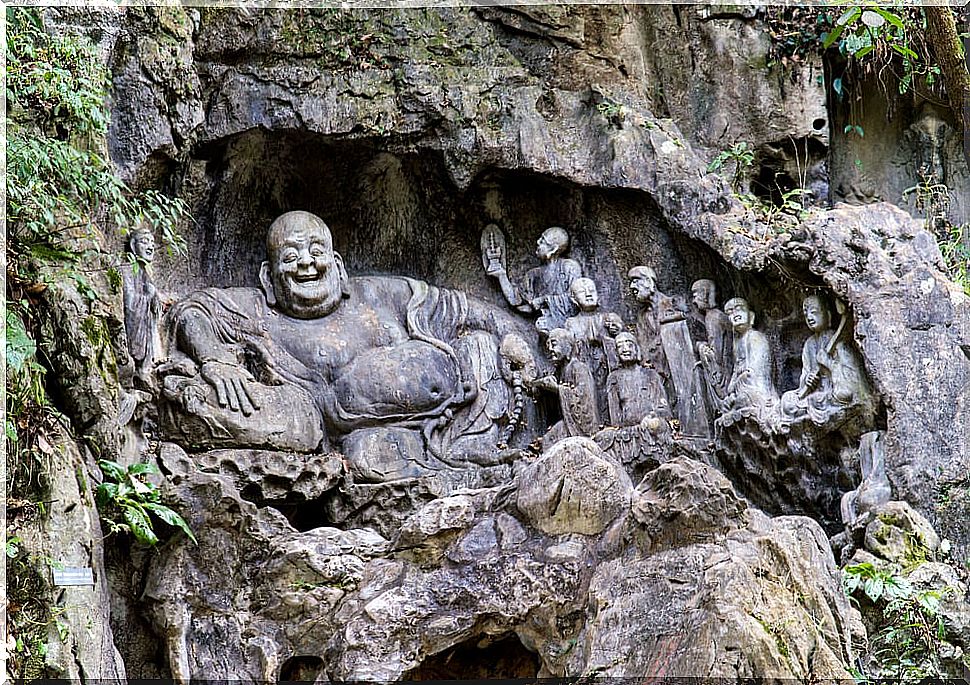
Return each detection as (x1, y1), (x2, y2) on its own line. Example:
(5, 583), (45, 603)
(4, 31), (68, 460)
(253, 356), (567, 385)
(5, 8), (190, 480)
(737, 187), (815, 236)
(843, 562), (957, 681)
(902, 174), (969, 295)
(95, 460), (197, 546)
(595, 95), (625, 128)
(821, 4), (945, 97)
(708, 142), (755, 192)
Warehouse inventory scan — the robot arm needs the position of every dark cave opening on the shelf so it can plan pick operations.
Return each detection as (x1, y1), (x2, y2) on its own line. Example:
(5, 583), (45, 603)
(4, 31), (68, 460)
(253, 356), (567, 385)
(239, 484), (335, 533)
(279, 654), (324, 682)
(402, 633), (541, 681)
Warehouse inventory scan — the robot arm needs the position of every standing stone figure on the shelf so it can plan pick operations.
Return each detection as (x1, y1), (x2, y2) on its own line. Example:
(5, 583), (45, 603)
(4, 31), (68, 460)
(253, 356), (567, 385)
(721, 298), (778, 419)
(563, 277), (621, 403)
(606, 333), (670, 428)
(628, 265), (685, 380)
(780, 295), (874, 426)
(533, 328), (600, 447)
(690, 279), (732, 376)
(484, 225), (582, 333)
(123, 224), (162, 389)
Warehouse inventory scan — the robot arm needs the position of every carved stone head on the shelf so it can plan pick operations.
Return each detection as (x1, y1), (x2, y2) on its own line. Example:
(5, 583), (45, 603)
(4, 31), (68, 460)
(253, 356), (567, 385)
(802, 295), (831, 334)
(690, 279), (717, 311)
(614, 332), (641, 365)
(260, 211), (349, 319)
(546, 328), (574, 364)
(569, 277), (599, 311)
(724, 297), (754, 332)
(129, 224), (156, 264)
(536, 226), (569, 261)
(499, 333), (538, 383)
(628, 266), (657, 303)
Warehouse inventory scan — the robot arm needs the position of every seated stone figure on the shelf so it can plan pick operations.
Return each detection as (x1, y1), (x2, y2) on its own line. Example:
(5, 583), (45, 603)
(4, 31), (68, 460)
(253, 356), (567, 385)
(532, 328), (600, 448)
(720, 297), (778, 421)
(780, 295), (874, 427)
(162, 211), (530, 480)
(606, 333), (670, 428)
(596, 332), (673, 477)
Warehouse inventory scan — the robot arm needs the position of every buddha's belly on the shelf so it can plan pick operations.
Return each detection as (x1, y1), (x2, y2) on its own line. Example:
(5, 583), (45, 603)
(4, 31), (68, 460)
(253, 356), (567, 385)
(333, 340), (461, 419)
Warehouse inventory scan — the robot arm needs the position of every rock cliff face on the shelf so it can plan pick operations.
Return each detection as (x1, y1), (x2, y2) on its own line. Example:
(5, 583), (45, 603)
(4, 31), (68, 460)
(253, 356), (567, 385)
(16, 4), (970, 682)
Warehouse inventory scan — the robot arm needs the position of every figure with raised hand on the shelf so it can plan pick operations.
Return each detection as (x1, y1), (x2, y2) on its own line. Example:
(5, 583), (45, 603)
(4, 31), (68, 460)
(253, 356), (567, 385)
(483, 224), (582, 333)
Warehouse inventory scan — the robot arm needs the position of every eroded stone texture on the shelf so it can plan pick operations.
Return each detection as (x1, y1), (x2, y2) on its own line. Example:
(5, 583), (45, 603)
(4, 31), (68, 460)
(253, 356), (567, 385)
(140, 442), (855, 681)
(27, 5), (970, 683)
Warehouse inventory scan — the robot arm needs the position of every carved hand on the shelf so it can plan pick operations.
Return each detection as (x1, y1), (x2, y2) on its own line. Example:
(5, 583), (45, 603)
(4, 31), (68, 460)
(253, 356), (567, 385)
(484, 245), (505, 276)
(530, 375), (559, 393)
(201, 361), (261, 416)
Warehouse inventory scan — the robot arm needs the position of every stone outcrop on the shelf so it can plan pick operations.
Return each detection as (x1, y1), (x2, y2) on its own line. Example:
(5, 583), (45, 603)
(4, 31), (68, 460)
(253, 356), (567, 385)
(139, 447), (855, 681)
(17, 5), (969, 683)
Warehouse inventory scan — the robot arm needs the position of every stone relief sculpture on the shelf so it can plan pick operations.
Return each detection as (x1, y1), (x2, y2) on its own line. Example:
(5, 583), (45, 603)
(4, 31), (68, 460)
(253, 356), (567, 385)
(123, 224), (162, 390)
(483, 224), (582, 334)
(841, 430), (892, 527)
(533, 328), (600, 446)
(719, 298), (779, 422)
(595, 333), (674, 475)
(160, 211), (531, 480)
(149, 207), (881, 518)
(497, 333), (545, 449)
(605, 332), (670, 428)
(690, 278), (732, 389)
(628, 265), (681, 377)
(780, 295), (875, 428)
(563, 277), (621, 409)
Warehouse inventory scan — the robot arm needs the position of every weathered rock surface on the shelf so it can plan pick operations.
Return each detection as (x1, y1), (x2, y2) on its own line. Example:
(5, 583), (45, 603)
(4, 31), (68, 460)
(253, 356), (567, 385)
(22, 5), (969, 683)
(516, 437), (632, 536)
(6, 426), (126, 681)
(138, 444), (855, 680)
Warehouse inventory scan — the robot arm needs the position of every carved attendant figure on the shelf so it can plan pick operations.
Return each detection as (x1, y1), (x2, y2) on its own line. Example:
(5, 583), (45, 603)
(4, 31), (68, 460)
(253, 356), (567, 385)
(690, 279), (732, 373)
(606, 333), (670, 428)
(563, 278), (622, 394)
(780, 295), (874, 425)
(123, 224), (162, 388)
(485, 225), (582, 333)
(533, 328), (600, 446)
(628, 265), (685, 378)
(722, 298), (778, 418)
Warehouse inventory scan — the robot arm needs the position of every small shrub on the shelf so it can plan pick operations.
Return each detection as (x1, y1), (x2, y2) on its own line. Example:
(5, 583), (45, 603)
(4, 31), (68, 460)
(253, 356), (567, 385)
(96, 460), (197, 546)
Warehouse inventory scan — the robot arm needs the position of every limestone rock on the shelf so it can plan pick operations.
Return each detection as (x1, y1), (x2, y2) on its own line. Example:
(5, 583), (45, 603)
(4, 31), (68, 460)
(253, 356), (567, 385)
(632, 456), (749, 550)
(6, 426), (126, 681)
(864, 500), (942, 565)
(516, 437), (633, 536)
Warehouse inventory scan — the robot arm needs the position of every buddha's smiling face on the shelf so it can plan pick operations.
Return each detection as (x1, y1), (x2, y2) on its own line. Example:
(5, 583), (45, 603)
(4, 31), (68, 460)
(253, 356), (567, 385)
(266, 213), (344, 319)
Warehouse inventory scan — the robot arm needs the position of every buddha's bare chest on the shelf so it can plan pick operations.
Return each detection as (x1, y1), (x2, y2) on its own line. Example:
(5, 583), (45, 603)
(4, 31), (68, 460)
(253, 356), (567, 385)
(265, 303), (408, 377)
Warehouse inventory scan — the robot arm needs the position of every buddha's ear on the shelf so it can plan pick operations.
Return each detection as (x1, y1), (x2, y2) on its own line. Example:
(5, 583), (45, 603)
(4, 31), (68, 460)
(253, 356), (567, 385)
(259, 261), (277, 306)
(335, 251), (350, 297)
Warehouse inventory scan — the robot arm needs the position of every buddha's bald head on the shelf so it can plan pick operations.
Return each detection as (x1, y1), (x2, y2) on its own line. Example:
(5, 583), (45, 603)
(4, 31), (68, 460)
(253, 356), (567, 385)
(260, 211), (347, 319)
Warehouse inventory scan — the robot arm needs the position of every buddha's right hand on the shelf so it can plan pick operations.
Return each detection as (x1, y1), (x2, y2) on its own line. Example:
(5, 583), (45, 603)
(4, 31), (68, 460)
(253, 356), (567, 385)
(201, 360), (260, 416)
